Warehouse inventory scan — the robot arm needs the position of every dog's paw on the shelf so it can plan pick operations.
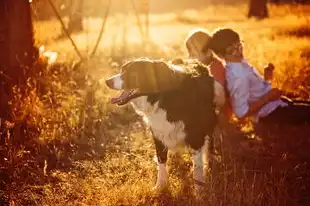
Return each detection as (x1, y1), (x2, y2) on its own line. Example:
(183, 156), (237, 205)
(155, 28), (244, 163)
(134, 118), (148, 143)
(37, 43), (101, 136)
(152, 163), (169, 192)
(152, 182), (169, 192)
(153, 176), (169, 192)
(193, 183), (206, 200)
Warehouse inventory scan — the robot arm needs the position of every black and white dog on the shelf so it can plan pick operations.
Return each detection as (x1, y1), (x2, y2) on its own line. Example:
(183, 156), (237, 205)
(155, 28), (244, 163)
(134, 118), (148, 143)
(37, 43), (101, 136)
(105, 59), (225, 192)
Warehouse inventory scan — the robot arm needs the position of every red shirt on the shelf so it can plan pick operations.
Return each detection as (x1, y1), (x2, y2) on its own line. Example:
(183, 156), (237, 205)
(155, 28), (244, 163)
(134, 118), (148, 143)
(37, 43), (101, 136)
(208, 57), (233, 119)
(209, 57), (226, 88)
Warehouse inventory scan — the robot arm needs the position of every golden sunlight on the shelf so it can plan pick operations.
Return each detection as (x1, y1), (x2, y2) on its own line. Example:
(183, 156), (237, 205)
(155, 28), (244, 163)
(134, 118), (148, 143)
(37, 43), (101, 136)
(3, 1), (310, 205)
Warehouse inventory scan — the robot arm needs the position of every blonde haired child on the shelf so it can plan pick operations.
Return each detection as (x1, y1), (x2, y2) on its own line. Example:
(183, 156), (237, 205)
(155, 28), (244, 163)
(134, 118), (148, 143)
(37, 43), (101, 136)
(185, 28), (232, 118)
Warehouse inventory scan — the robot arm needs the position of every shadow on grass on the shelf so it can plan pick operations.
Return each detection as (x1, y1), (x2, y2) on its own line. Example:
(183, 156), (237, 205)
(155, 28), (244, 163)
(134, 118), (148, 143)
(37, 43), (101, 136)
(2, 55), (310, 205)
(277, 25), (310, 38)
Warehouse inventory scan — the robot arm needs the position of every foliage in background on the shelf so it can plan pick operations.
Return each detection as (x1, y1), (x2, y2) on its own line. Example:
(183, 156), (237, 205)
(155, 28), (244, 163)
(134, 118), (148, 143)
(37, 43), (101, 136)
(1, 3), (310, 206)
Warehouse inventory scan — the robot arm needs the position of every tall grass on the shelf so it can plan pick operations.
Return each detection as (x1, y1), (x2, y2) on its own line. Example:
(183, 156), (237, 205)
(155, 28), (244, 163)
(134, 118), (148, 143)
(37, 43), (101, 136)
(2, 3), (310, 206)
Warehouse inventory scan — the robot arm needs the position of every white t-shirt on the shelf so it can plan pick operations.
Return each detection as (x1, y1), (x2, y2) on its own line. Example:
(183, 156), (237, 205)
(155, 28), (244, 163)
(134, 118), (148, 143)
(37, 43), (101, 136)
(226, 59), (288, 122)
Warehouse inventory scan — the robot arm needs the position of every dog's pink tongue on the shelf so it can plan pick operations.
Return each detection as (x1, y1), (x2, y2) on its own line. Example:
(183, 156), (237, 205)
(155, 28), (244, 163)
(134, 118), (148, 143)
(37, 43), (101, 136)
(110, 97), (120, 104)
(110, 91), (128, 104)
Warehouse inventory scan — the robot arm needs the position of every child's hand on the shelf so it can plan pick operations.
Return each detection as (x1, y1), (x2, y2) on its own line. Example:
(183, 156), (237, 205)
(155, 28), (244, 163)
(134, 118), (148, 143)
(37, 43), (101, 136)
(264, 63), (275, 81)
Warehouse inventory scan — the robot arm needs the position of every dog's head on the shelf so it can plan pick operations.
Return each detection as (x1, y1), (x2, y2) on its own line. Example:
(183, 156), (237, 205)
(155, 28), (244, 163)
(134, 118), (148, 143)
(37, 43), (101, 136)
(105, 59), (186, 106)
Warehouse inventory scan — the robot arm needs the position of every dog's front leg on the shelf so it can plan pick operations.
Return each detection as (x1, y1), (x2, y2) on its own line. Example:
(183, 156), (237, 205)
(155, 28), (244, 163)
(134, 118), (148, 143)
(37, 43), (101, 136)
(153, 137), (168, 191)
(192, 141), (208, 198)
(192, 147), (205, 184)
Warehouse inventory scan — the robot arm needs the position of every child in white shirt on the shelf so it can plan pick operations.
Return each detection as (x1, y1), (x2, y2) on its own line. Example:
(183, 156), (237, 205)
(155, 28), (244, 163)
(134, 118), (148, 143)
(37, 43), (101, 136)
(204, 28), (310, 125)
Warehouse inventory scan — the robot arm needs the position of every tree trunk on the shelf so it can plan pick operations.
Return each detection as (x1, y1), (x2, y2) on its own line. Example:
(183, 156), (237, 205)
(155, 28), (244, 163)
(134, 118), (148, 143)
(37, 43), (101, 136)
(0, 0), (36, 119)
(248, 0), (269, 19)
(68, 0), (83, 33)
(3, 0), (36, 80)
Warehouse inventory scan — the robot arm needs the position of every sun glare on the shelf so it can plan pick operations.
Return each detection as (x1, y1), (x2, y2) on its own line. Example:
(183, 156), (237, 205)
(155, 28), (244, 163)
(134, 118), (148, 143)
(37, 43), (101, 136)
(3, 1), (310, 206)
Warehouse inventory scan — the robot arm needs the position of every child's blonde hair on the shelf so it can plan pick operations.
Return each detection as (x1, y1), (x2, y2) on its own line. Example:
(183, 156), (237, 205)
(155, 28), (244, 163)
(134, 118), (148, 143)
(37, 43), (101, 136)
(185, 28), (212, 57)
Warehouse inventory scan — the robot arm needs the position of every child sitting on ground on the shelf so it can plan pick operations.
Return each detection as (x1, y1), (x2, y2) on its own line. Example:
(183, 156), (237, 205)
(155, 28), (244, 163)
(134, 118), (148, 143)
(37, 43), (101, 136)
(184, 28), (232, 121)
(184, 28), (239, 156)
(204, 28), (310, 125)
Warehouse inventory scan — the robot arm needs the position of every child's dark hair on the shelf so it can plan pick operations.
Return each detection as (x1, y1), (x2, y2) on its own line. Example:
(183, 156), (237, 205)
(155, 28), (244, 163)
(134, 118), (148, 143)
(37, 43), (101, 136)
(203, 28), (241, 57)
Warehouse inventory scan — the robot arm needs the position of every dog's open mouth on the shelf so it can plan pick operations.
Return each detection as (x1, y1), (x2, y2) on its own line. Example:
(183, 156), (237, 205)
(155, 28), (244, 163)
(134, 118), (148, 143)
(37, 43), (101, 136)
(111, 89), (139, 105)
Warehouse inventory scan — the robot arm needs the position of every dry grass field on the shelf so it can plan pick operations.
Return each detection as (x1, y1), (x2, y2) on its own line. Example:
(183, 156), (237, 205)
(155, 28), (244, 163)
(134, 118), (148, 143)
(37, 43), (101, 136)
(2, 2), (310, 206)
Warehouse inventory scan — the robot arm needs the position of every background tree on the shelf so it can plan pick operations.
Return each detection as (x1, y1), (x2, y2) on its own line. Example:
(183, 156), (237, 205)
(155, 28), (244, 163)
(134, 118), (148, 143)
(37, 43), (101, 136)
(0, 0), (36, 120)
(248, 0), (269, 19)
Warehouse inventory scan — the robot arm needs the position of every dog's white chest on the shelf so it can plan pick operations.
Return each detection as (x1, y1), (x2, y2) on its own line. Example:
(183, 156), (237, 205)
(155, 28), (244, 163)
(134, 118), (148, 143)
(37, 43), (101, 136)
(147, 109), (186, 149)
(131, 97), (186, 149)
